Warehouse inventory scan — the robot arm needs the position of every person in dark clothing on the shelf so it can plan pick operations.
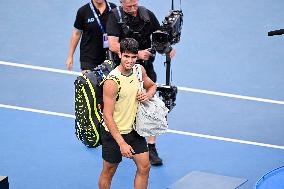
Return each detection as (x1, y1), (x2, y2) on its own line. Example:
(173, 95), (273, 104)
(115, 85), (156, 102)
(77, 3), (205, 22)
(106, 0), (176, 166)
(66, 0), (116, 71)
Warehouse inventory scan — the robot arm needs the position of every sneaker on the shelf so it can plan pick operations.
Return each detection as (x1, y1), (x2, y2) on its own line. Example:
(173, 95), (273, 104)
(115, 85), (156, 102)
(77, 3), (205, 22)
(149, 145), (163, 166)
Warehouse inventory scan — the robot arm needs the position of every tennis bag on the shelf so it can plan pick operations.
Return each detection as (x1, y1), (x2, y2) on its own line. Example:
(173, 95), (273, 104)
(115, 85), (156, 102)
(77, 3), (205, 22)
(74, 60), (115, 148)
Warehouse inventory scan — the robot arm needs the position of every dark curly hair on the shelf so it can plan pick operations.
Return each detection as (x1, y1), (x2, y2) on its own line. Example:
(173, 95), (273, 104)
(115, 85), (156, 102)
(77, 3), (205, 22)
(120, 38), (139, 54)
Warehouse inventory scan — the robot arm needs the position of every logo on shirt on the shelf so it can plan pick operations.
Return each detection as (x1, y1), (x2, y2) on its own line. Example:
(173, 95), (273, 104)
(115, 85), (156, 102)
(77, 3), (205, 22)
(87, 17), (95, 23)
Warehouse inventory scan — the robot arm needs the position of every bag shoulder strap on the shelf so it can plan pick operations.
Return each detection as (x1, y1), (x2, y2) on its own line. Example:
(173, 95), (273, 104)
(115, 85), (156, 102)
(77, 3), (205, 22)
(133, 64), (143, 91)
(133, 64), (142, 81)
(138, 6), (150, 22)
(113, 6), (150, 23)
(112, 6), (124, 23)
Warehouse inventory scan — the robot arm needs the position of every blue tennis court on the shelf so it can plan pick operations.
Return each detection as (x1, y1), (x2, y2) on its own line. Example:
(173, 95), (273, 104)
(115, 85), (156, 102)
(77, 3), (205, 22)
(0, 0), (284, 188)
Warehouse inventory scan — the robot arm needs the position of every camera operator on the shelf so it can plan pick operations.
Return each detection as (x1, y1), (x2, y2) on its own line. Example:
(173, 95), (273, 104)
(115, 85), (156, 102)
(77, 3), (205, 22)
(106, 0), (175, 166)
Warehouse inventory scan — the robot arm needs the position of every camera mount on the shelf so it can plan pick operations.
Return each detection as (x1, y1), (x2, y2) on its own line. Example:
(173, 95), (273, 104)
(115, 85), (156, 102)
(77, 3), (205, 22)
(153, 0), (183, 112)
(157, 53), (178, 112)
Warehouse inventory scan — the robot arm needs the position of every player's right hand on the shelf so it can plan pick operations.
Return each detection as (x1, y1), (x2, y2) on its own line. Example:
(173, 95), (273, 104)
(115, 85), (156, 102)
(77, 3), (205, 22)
(119, 142), (135, 158)
(66, 56), (74, 71)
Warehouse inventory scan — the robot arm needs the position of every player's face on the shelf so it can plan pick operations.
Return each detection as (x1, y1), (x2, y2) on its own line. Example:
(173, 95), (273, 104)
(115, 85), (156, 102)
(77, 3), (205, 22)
(121, 0), (139, 16)
(120, 52), (138, 71)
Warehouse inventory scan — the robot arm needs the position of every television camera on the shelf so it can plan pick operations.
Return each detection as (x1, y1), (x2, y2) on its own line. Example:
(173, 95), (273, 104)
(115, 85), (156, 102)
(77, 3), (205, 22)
(151, 0), (183, 111)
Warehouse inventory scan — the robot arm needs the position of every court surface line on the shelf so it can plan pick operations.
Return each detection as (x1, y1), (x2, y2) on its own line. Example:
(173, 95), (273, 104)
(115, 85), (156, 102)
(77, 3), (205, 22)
(1, 60), (284, 105)
(1, 103), (284, 150)
(0, 60), (80, 76)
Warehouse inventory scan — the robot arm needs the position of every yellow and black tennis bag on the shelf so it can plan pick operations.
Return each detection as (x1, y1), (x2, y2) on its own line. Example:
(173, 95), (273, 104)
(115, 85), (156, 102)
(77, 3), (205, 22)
(74, 60), (115, 148)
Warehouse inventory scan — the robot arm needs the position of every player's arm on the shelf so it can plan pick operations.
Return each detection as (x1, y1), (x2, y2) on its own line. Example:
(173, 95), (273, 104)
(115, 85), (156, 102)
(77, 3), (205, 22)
(103, 80), (135, 158)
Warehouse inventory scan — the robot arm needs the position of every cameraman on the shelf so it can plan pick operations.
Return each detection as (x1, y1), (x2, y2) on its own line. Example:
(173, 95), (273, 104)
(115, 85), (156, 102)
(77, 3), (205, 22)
(106, 0), (175, 166)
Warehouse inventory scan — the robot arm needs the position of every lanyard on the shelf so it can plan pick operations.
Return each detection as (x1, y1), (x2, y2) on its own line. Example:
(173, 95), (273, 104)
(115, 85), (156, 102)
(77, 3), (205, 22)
(89, 1), (111, 33)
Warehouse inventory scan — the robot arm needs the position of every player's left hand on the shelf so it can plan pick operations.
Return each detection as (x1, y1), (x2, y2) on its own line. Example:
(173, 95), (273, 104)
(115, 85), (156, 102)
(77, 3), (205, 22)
(137, 91), (150, 102)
